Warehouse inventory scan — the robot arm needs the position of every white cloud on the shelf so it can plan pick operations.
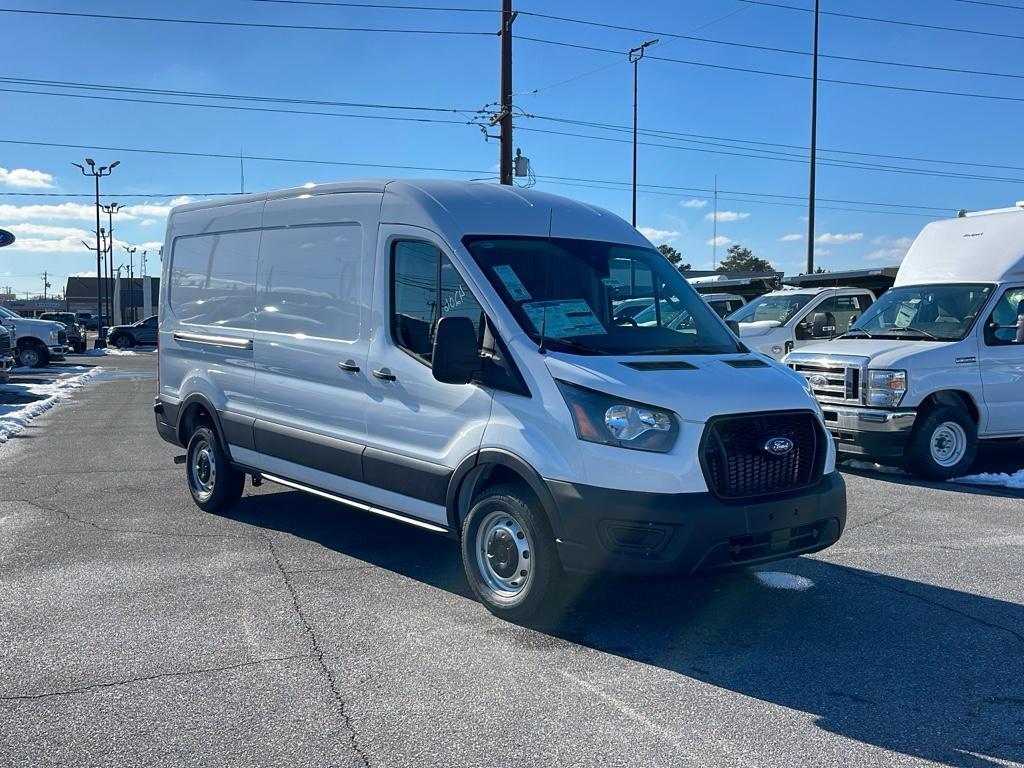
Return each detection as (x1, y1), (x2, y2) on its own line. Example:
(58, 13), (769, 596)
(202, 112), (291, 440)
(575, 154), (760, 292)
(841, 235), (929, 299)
(815, 232), (863, 244)
(680, 198), (708, 209)
(706, 235), (732, 247)
(779, 233), (803, 242)
(872, 235), (913, 248)
(137, 241), (163, 251)
(0, 195), (192, 223)
(7, 223), (91, 239)
(705, 210), (750, 223)
(0, 167), (55, 189)
(638, 227), (681, 242)
(814, 248), (832, 256)
(867, 248), (907, 262)
(140, 219), (157, 226)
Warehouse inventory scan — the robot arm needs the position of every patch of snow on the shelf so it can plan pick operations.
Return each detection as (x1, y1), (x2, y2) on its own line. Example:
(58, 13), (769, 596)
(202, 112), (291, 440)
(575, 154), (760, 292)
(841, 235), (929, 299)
(753, 571), (815, 591)
(0, 368), (102, 444)
(952, 470), (1024, 490)
(840, 459), (906, 475)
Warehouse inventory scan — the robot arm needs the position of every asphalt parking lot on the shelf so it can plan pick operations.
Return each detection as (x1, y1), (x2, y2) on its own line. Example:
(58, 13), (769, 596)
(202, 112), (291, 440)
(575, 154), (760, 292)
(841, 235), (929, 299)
(1, 353), (1022, 767)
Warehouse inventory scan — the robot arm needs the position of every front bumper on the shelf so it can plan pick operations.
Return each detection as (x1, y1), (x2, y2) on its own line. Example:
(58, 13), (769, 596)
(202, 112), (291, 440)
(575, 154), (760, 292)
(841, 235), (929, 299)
(49, 345), (67, 356)
(820, 405), (916, 461)
(0, 354), (13, 372)
(547, 472), (846, 576)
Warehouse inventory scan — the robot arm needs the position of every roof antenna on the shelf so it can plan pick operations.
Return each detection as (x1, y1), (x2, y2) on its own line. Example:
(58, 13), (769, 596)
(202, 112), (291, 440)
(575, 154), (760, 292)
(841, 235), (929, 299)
(538, 208), (554, 354)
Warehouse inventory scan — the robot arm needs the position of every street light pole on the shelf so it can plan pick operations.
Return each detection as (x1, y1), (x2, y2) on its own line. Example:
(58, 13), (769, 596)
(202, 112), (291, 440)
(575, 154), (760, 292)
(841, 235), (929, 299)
(806, 0), (820, 274)
(628, 39), (658, 228)
(73, 158), (119, 347)
(101, 202), (122, 327)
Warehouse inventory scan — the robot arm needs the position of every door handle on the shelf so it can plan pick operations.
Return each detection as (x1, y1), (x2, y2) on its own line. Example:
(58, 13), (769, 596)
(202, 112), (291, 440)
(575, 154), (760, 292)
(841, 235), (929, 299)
(338, 360), (361, 373)
(372, 368), (397, 381)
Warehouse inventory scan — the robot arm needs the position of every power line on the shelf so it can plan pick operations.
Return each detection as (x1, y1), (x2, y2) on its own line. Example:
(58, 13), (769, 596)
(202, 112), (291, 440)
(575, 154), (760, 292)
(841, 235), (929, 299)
(950, 0), (1024, 8)
(737, 0), (1024, 42)
(243, 0), (496, 11)
(0, 7), (494, 35)
(0, 137), (960, 215)
(517, 36), (1024, 105)
(517, 11), (1024, 82)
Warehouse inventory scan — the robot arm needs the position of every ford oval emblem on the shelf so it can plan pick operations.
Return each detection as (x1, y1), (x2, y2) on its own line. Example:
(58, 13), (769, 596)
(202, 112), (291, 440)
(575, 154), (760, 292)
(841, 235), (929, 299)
(808, 373), (828, 388)
(764, 437), (795, 457)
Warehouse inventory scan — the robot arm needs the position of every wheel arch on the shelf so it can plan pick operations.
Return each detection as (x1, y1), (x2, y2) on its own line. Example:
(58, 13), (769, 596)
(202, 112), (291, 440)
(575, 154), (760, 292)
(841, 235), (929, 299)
(446, 449), (561, 537)
(176, 394), (232, 459)
(918, 389), (980, 425)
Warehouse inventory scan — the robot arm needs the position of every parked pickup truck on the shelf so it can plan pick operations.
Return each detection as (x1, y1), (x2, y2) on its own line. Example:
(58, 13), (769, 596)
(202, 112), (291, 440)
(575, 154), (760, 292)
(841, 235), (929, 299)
(787, 203), (1024, 479)
(0, 305), (67, 368)
(728, 286), (876, 360)
(39, 312), (87, 353)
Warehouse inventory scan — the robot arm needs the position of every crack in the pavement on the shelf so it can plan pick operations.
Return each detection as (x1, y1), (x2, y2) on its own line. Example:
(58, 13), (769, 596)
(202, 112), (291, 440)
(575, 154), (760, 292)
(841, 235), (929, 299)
(263, 533), (371, 768)
(0, 654), (306, 702)
(844, 505), (902, 532)
(854, 572), (1024, 645)
(31, 501), (254, 541)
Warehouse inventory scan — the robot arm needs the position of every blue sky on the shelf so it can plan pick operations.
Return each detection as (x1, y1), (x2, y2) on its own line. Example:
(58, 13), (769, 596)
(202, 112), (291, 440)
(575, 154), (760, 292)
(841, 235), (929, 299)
(2, 0), (1023, 296)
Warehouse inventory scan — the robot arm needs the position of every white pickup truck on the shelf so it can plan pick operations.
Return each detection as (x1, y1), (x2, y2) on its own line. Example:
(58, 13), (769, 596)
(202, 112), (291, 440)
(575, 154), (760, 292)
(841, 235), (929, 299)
(786, 203), (1024, 479)
(728, 286), (876, 360)
(0, 305), (68, 368)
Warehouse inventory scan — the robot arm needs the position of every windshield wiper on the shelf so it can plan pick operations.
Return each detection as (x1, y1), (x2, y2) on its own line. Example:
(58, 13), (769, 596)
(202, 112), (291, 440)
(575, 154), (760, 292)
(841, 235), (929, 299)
(526, 332), (608, 355)
(840, 328), (874, 339)
(890, 326), (939, 340)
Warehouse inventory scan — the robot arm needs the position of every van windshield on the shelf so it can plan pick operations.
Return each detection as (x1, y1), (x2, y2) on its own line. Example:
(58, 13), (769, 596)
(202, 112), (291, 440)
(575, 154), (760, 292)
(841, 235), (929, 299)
(464, 236), (742, 356)
(728, 293), (815, 324)
(848, 283), (992, 341)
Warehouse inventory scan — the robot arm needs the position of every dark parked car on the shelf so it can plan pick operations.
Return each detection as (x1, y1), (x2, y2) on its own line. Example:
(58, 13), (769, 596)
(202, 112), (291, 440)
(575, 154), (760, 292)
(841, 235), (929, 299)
(39, 312), (87, 353)
(76, 312), (98, 331)
(107, 315), (158, 348)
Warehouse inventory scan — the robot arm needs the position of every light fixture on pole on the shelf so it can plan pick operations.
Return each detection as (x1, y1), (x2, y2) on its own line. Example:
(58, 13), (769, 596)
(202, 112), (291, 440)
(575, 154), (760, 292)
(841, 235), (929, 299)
(806, 0), (820, 274)
(123, 245), (137, 323)
(73, 158), (119, 347)
(101, 202), (122, 326)
(628, 38), (658, 228)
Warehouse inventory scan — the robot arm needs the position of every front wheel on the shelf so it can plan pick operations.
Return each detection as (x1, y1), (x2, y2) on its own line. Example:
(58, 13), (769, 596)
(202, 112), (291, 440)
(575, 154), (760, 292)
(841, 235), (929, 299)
(186, 425), (244, 512)
(112, 334), (134, 349)
(461, 484), (562, 622)
(17, 343), (49, 369)
(904, 405), (977, 481)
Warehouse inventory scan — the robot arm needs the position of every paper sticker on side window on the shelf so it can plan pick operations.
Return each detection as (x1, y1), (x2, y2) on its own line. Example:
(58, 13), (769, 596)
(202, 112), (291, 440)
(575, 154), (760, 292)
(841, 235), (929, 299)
(493, 265), (532, 301)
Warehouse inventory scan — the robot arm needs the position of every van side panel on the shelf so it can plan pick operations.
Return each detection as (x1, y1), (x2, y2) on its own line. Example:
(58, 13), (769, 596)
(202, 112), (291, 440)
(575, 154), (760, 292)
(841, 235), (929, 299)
(159, 201), (263, 445)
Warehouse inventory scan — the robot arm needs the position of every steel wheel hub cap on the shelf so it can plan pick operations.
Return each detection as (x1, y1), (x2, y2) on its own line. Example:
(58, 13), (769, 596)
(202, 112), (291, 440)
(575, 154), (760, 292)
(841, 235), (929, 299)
(191, 440), (216, 500)
(476, 511), (532, 598)
(931, 422), (967, 467)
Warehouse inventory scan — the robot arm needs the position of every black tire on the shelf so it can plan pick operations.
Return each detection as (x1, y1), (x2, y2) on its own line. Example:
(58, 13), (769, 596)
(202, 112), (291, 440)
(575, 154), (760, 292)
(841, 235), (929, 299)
(461, 483), (562, 622)
(903, 405), (977, 481)
(185, 425), (244, 512)
(111, 333), (134, 349)
(17, 342), (49, 369)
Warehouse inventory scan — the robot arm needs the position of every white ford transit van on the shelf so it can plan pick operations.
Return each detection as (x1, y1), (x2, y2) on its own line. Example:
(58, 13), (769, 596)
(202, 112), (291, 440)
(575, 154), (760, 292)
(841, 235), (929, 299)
(787, 204), (1024, 480)
(155, 180), (846, 620)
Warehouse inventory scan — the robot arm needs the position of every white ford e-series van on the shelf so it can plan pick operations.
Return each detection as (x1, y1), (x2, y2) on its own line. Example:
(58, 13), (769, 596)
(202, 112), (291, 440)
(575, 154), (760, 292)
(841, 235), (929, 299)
(155, 180), (846, 620)
(787, 203), (1024, 480)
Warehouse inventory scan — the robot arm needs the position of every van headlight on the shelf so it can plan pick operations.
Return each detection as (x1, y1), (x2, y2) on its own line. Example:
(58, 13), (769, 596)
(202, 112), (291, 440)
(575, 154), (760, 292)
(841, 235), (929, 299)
(555, 381), (679, 452)
(867, 369), (907, 407)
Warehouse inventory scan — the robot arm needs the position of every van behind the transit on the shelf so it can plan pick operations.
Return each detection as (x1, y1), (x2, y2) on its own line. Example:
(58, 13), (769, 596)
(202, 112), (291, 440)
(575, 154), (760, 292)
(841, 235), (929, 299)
(155, 180), (846, 620)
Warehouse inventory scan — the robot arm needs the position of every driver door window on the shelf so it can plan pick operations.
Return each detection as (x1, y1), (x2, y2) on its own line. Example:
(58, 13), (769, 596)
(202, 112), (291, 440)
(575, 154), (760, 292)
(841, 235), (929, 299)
(985, 287), (1024, 346)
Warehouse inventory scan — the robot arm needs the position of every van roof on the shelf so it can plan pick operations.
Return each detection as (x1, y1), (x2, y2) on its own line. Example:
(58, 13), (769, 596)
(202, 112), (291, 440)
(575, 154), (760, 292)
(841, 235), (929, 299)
(170, 179), (649, 247)
(896, 205), (1024, 286)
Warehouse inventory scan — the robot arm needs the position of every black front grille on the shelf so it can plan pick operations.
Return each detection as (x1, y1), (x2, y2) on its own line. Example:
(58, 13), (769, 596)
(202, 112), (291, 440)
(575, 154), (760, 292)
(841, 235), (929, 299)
(0, 329), (11, 356)
(57, 330), (67, 345)
(701, 411), (823, 500)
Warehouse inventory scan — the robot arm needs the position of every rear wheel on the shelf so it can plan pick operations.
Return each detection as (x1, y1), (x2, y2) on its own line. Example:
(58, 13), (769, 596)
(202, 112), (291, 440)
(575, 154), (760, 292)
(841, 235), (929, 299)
(461, 484), (562, 622)
(904, 405), (977, 481)
(17, 342), (49, 369)
(186, 425), (244, 512)
(112, 333), (134, 349)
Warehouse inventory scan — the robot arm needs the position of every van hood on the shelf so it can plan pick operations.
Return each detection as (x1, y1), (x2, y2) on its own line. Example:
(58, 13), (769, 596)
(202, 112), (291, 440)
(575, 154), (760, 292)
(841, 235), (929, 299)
(790, 338), (960, 369)
(737, 320), (782, 338)
(543, 352), (817, 424)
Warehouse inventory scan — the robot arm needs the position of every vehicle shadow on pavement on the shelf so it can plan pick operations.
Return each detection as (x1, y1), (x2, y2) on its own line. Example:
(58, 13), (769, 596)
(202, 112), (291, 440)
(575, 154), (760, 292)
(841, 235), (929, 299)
(227, 488), (1024, 768)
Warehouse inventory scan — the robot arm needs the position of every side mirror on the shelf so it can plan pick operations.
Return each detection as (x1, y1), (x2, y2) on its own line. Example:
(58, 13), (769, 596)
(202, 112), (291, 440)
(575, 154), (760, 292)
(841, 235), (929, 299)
(811, 312), (831, 338)
(432, 316), (480, 384)
(726, 319), (740, 336)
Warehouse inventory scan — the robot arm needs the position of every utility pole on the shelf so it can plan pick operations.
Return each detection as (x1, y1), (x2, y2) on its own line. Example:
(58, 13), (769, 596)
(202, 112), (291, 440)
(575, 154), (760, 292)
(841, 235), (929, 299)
(712, 174), (719, 269)
(124, 246), (137, 323)
(73, 158), (119, 347)
(42, 271), (50, 300)
(498, 0), (515, 185)
(806, 0), (820, 274)
(101, 202), (122, 326)
(629, 39), (658, 227)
